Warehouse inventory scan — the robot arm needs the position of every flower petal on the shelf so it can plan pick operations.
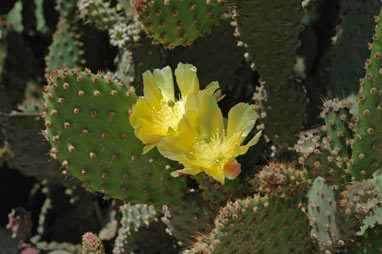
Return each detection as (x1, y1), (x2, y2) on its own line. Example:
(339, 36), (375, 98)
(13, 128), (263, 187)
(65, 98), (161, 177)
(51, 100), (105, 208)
(204, 166), (225, 184)
(153, 66), (175, 101)
(226, 103), (258, 141)
(142, 70), (163, 109)
(223, 161), (242, 180)
(170, 167), (203, 177)
(239, 130), (262, 155)
(185, 92), (224, 138)
(175, 63), (200, 99)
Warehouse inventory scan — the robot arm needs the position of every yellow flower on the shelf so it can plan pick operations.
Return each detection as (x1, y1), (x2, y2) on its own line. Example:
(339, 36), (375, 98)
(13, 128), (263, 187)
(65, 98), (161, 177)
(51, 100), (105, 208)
(157, 90), (262, 184)
(129, 63), (222, 154)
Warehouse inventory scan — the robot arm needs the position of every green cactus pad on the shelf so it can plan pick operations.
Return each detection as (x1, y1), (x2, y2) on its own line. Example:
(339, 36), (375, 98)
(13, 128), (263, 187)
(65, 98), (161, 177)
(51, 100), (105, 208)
(209, 195), (314, 254)
(45, 17), (85, 75)
(132, 0), (228, 48)
(3, 112), (62, 184)
(254, 79), (307, 148)
(43, 67), (187, 205)
(167, 18), (245, 93)
(350, 9), (382, 179)
(348, 225), (382, 254)
(295, 132), (348, 185)
(358, 170), (382, 235)
(81, 232), (105, 254)
(330, 0), (381, 97)
(162, 192), (215, 246)
(307, 177), (344, 253)
(321, 98), (354, 163)
(77, 0), (120, 30)
(234, 0), (304, 88)
(193, 174), (246, 210)
(257, 162), (311, 201)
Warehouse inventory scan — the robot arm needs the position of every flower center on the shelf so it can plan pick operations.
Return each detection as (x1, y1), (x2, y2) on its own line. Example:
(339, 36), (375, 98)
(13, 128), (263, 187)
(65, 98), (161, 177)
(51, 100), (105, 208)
(192, 130), (228, 168)
(152, 99), (185, 132)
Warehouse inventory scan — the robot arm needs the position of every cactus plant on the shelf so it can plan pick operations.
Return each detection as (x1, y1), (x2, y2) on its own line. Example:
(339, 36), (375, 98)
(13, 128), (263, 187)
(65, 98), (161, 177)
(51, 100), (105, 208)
(2, 1), (382, 253)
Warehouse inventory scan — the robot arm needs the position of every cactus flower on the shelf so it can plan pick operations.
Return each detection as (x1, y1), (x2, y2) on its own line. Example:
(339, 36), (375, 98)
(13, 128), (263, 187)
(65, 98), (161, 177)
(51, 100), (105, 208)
(157, 90), (262, 184)
(129, 63), (222, 154)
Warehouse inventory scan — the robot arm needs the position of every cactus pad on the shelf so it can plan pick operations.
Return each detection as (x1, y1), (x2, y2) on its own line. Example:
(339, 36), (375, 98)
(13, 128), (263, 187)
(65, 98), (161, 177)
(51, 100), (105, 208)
(43, 67), (187, 205)
(132, 0), (228, 48)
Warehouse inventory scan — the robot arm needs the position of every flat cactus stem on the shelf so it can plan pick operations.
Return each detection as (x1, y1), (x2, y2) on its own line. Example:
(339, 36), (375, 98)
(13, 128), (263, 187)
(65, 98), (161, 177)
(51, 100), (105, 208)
(161, 193), (215, 247)
(115, 50), (136, 87)
(307, 177), (344, 253)
(350, 9), (382, 179)
(81, 232), (105, 254)
(256, 162), (311, 201)
(209, 195), (315, 254)
(348, 225), (382, 253)
(234, 0), (304, 88)
(56, 0), (77, 19)
(330, 0), (381, 97)
(193, 174), (246, 210)
(43, 67), (187, 205)
(132, 0), (229, 48)
(254, 79), (307, 148)
(357, 169), (382, 235)
(77, 0), (120, 31)
(167, 18), (245, 93)
(321, 98), (354, 165)
(45, 17), (85, 75)
(295, 132), (348, 185)
(3, 112), (62, 184)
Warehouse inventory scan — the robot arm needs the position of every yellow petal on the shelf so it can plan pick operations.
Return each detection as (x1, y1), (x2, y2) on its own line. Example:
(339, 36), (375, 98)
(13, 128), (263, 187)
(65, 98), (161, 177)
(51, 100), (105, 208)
(185, 92), (224, 138)
(204, 166), (225, 184)
(142, 70), (163, 109)
(223, 161), (241, 180)
(129, 97), (153, 127)
(175, 63), (200, 99)
(226, 103), (258, 141)
(153, 66), (175, 101)
(170, 167), (203, 177)
(239, 130), (262, 155)
(157, 133), (196, 167)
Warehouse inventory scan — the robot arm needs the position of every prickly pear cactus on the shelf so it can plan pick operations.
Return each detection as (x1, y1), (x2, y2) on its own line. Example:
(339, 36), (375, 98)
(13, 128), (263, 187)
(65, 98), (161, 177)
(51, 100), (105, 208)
(43, 67), (186, 205)
(132, 0), (228, 48)
(350, 10), (382, 179)
(233, 0), (304, 88)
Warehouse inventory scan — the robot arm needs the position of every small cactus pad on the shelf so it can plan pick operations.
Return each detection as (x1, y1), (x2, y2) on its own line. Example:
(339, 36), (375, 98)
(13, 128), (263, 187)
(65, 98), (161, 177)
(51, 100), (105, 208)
(234, 0), (304, 88)
(295, 132), (348, 185)
(113, 203), (159, 253)
(194, 174), (246, 210)
(350, 9), (382, 179)
(162, 192), (215, 246)
(307, 177), (344, 253)
(81, 232), (105, 254)
(209, 195), (314, 253)
(45, 17), (85, 74)
(320, 98), (354, 163)
(43, 67), (187, 205)
(77, 0), (120, 30)
(254, 79), (307, 148)
(330, 0), (381, 96)
(257, 162), (310, 201)
(132, 0), (228, 48)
